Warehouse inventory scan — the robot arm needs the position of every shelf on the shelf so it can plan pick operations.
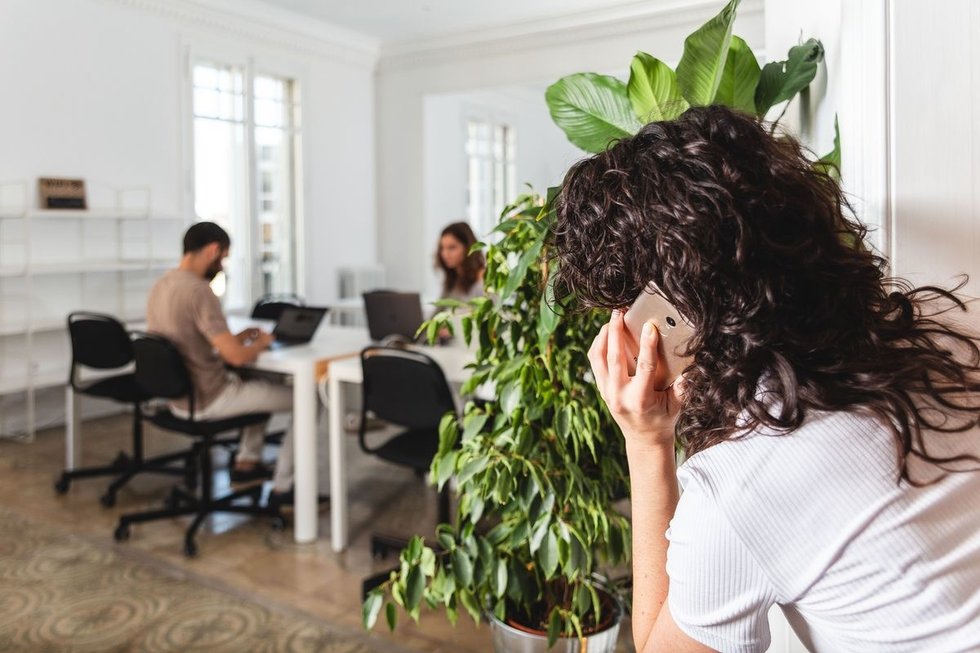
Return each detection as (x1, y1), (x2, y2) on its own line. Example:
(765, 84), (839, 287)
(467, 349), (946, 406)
(0, 370), (65, 394)
(0, 312), (146, 337)
(0, 208), (184, 221)
(0, 260), (173, 277)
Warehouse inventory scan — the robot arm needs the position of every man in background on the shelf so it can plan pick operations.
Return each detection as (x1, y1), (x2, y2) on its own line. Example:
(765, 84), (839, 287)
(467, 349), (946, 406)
(146, 221), (306, 505)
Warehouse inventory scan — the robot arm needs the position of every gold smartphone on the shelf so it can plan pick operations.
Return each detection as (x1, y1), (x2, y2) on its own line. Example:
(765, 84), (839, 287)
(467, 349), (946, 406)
(624, 283), (695, 390)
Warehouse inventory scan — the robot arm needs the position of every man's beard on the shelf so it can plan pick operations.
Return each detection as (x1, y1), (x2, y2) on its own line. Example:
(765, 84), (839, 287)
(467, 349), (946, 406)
(205, 263), (222, 281)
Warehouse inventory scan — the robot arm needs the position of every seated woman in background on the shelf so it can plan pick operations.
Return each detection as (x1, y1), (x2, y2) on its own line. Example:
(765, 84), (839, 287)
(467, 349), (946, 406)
(436, 221), (485, 301)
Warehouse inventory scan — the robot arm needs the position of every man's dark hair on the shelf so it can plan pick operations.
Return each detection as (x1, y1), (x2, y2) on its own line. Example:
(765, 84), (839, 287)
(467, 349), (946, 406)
(183, 221), (230, 254)
(553, 105), (980, 484)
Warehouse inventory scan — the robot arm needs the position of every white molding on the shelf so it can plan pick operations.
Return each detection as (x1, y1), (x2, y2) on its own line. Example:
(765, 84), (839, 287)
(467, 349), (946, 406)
(837, 0), (890, 260)
(100, 0), (381, 68)
(379, 0), (764, 72)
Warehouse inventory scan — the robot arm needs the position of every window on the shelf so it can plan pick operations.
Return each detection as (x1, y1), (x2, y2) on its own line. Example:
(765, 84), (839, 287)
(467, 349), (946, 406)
(466, 119), (516, 237)
(192, 62), (301, 309)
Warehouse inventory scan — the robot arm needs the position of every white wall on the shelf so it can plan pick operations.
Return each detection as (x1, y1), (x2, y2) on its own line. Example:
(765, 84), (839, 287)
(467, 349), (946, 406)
(889, 0), (980, 298)
(377, 0), (766, 293)
(421, 86), (583, 297)
(764, 0), (979, 299)
(0, 0), (378, 433)
(0, 0), (379, 305)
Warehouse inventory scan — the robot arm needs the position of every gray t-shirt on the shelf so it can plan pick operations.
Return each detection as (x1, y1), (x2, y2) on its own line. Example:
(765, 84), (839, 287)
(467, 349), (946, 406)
(146, 269), (230, 410)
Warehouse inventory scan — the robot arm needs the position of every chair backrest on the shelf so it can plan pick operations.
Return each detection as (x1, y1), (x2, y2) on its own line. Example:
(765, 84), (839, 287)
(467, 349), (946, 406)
(251, 294), (304, 321)
(67, 312), (134, 385)
(360, 346), (455, 432)
(131, 332), (195, 413)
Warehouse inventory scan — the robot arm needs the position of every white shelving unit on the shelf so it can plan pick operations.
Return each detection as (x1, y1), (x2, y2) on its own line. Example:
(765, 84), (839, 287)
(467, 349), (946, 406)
(0, 180), (186, 441)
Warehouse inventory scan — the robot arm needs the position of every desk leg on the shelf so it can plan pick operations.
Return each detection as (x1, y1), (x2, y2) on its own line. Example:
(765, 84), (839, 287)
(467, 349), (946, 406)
(65, 386), (81, 470)
(329, 372), (347, 553)
(293, 363), (318, 544)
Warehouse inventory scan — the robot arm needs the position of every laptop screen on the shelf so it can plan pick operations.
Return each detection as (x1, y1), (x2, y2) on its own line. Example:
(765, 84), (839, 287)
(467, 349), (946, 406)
(362, 292), (424, 341)
(273, 307), (327, 342)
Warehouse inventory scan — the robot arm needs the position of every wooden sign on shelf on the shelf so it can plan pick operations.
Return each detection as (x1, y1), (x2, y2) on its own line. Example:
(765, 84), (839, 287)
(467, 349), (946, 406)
(38, 177), (87, 209)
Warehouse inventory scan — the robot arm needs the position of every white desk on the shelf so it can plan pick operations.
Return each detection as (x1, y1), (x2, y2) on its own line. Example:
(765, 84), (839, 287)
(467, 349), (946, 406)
(326, 344), (474, 552)
(243, 325), (372, 543)
(65, 318), (373, 545)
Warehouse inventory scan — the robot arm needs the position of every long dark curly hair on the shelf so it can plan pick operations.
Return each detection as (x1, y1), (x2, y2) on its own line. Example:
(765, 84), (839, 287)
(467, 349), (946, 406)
(553, 105), (980, 484)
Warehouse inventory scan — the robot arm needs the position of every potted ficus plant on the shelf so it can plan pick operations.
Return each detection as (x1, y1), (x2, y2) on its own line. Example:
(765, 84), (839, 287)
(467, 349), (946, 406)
(363, 1), (832, 650)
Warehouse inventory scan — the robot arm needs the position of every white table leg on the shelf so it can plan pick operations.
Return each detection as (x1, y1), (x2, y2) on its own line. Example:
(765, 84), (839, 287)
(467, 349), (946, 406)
(65, 385), (81, 469)
(293, 362), (318, 543)
(329, 371), (348, 552)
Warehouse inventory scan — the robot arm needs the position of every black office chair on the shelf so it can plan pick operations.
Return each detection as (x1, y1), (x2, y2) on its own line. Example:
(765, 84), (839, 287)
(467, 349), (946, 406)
(113, 332), (284, 557)
(359, 346), (456, 554)
(250, 293), (304, 321)
(358, 346), (457, 598)
(55, 312), (192, 507)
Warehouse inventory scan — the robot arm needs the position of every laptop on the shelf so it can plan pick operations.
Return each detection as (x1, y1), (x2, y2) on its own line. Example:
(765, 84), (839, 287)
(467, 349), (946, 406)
(269, 306), (328, 349)
(362, 291), (425, 343)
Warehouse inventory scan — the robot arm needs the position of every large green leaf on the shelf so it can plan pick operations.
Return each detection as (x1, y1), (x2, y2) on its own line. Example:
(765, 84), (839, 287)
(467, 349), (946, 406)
(754, 39), (824, 116)
(815, 114), (841, 180)
(714, 35), (760, 113)
(545, 73), (642, 153)
(627, 52), (687, 123)
(675, 0), (741, 106)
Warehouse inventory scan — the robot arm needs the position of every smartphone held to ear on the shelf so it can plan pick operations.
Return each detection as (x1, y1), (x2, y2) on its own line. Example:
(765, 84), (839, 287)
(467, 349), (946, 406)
(624, 283), (695, 390)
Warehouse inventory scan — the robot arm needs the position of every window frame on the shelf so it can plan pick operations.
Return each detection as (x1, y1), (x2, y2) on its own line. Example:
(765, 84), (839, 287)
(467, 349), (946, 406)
(463, 107), (517, 238)
(181, 42), (308, 310)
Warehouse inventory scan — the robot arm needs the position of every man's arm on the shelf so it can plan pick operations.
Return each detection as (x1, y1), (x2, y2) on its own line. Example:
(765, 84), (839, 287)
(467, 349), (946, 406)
(211, 330), (273, 367)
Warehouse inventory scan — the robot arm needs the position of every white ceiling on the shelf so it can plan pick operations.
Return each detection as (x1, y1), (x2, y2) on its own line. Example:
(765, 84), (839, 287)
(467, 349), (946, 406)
(254, 0), (656, 44)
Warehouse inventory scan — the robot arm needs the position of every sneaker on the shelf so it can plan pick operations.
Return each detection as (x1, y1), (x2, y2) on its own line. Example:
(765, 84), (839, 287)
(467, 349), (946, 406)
(229, 462), (274, 484)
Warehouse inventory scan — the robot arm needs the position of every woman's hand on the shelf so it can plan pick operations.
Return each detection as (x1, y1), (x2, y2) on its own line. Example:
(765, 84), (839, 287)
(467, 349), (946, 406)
(588, 310), (685, 450)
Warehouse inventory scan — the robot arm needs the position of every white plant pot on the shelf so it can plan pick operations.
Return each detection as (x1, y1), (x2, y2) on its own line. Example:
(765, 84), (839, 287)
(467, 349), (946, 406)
(488, 599), (623, 653)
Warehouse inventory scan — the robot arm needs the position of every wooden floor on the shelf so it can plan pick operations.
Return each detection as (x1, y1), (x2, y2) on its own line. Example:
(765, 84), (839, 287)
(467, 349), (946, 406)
(0, 413), (487, 652)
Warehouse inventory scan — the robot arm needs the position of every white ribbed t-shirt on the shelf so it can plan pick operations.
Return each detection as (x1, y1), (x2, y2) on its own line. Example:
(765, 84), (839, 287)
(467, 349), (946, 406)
(665, 409), (980, 652)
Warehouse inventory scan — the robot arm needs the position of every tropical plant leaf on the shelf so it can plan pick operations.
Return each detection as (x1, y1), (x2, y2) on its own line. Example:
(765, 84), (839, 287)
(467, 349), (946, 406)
(754, 38), (824, 117)
(675, 0), (741, 106)
(362, 592), (383, 630)
(815, 114), (841, 180)
(545, 73), (642, 153)
(405, 566), (425, 611)
(627, 52), (687, 123)
(714, 35), (760, 113)
(385, 602), (397, 631)
(547, 609), (562, 648)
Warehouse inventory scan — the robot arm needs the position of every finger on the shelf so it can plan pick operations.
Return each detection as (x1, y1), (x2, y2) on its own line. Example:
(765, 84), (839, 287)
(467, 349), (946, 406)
(669, 374), (688, 405)
(606, 311), (629, 386)
(588, 325), (610, 388)
(632, 319), (663, 395)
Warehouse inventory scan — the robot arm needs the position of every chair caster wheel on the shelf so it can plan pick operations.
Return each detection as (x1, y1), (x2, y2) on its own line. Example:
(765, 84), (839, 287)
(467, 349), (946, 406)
(100, 492), (116, 508)
(114, 524), (130, 541)
(54, 476), (71, 494)
(184, 541), (198, 557)
(271, 516), (286, 532)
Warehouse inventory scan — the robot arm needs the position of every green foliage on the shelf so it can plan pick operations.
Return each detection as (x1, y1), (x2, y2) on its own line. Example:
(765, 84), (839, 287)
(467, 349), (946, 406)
(754, 39), (825, 117)
(364, 0), (836, 644)
(545, 73), (641, 153)
(627, 52), (687, 123)
(364, 191), (630, 643)
(545, 0), (825, 150)
(675, 0), (740, 106)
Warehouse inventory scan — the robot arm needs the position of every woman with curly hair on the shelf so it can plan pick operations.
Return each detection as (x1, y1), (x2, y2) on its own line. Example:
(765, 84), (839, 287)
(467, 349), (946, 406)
(553, 105), (980, 652)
